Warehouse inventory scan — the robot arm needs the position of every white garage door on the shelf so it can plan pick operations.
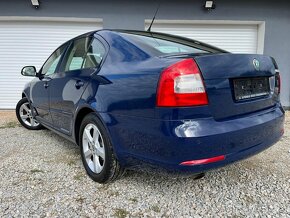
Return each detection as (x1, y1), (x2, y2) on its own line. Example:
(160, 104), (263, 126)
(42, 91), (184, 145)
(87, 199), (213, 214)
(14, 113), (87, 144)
(145, 21), (262, 54)
(0, 17), (102, 109)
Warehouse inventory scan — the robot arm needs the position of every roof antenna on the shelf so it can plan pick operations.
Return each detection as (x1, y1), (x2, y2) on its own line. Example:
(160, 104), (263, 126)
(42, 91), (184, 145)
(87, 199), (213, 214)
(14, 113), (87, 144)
(147, 2), (161, 32)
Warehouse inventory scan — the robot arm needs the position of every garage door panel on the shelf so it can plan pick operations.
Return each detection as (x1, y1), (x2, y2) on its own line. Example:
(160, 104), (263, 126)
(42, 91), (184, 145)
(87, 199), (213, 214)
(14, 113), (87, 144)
(0, 20), (102, 109)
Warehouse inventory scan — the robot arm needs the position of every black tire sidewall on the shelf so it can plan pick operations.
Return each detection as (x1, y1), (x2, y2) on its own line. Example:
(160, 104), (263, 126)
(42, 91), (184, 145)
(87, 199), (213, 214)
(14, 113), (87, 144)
(16, 98), (42, 130)
(79, 113), (116, 183)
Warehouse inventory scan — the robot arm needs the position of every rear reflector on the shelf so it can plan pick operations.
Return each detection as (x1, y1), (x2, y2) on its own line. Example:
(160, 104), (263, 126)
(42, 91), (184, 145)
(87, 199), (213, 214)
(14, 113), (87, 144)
(180, 155), (225, 166)
(156, 59), (208, 107)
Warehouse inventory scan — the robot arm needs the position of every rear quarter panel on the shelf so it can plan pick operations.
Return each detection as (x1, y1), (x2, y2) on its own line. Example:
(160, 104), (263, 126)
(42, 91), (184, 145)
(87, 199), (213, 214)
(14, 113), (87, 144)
(94, 31), (176, 119)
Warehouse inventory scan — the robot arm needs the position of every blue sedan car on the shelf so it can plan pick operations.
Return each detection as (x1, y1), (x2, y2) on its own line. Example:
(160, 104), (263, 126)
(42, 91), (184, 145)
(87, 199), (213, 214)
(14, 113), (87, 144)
(16, 30), (285, 183)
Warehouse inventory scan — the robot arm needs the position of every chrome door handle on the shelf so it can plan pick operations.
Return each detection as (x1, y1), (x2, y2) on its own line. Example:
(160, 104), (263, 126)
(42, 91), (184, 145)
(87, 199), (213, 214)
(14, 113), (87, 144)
(42, 76), (51, 89)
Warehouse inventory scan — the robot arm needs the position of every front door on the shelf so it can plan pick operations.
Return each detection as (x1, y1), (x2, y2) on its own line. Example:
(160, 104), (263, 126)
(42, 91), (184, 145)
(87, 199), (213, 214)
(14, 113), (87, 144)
(30, 44), (67, 125)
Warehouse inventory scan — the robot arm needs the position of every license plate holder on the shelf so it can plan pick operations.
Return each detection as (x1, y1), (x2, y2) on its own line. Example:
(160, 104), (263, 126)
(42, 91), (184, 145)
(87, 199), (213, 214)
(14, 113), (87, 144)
(233, 77), (270, 101)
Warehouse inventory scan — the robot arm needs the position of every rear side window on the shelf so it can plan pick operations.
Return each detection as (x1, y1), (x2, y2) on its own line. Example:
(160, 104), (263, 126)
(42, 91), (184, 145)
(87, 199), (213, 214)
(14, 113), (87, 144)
(120, 33), (210, 56)
(62, 37), (91, 71)
(82, 39), (106, 69)
(61, 37), (106, 72)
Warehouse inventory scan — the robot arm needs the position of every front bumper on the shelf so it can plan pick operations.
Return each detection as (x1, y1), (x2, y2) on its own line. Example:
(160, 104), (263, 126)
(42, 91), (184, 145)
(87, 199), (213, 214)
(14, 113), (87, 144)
(103, 105), (285, 173)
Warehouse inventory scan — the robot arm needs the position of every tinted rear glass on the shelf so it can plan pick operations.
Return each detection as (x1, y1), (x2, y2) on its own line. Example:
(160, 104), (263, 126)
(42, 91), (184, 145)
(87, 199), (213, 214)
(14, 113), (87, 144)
(119, 32), (223, 56)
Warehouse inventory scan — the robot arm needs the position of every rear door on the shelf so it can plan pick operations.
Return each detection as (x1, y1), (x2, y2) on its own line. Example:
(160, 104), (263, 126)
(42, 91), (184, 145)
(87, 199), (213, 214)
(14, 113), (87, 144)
(49, 37), (106, 134)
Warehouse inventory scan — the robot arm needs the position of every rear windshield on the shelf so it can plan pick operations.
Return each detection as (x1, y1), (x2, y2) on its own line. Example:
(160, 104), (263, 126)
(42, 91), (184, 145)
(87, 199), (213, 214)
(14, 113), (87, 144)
(119, 32), (224, 56)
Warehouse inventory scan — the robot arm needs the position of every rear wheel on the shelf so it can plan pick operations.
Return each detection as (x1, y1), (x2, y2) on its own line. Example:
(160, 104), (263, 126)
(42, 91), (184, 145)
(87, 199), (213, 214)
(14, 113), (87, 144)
(16, 98), (43, 130)
(79, 113), (124, 183)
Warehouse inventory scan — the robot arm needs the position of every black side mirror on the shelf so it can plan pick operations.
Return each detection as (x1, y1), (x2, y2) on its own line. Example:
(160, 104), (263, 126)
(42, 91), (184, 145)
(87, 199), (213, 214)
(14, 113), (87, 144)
(21, 66), (37, 77)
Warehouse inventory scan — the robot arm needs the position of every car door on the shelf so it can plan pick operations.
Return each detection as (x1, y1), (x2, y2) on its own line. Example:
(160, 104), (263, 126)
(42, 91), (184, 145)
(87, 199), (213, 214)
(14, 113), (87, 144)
(49, 37), (106, 135)
(30, 44), (68, 125)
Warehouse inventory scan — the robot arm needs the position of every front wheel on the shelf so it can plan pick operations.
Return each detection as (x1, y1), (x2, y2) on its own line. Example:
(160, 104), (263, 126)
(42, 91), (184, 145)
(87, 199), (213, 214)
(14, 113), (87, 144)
(79, 113), (124, 183)
(16, 98), (43, 130)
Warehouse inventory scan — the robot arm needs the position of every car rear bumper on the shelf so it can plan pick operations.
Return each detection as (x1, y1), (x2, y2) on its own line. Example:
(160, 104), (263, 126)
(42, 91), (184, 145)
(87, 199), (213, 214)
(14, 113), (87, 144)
(102, 105), (285, 173)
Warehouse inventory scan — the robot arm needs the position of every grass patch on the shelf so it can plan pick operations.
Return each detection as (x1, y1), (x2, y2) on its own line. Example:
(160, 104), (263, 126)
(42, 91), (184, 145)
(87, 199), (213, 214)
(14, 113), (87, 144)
(114, 208), (129, 218)
(0, 121), (20, 129)
(151, 205), (161, 213)
(129, 197), (138, 203)
(67, 159), (77, 166)
(110, 190), (120, 197)
(30, 169), (44, 174)
(98, 184), (110, 191)
(73, 173), (83, 181)
(75, 197), (85, 204)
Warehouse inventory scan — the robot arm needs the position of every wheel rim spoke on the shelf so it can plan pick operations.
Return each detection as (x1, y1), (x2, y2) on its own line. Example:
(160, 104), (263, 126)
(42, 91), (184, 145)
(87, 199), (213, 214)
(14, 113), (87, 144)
(30, 118), (35, 126)
(20, 114), (29, 119)
(88, 161), (95, 172)
(92, 126), (99, 143)
(93, 154), (102, 173)
(84, 149), (92, 159)
(84, 127), (93, 143)
(95, 142), (105, 159)
(22, 104), (30, 113)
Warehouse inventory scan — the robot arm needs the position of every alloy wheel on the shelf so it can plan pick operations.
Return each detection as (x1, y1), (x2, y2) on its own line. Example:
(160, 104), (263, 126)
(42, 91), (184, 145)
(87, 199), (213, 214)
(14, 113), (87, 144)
(19, 102), (40, 127)
(82, 123), (106, 174)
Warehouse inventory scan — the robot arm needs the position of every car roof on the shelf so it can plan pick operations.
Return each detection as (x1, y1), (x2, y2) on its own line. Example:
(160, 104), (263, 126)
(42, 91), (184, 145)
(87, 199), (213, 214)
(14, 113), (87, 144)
(57, 29), (226, 54)
(95, 29), (227, 53)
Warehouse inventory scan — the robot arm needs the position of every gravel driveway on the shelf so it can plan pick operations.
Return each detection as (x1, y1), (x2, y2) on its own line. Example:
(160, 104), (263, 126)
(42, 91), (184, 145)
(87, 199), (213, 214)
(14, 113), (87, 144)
(0, 110), (289, 217)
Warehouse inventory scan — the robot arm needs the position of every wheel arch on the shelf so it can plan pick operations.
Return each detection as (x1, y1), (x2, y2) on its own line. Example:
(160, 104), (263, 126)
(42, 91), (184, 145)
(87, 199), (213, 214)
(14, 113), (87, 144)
(74, 106), (95, 145)
(74, 105), (108, 146)
(22, 91), (30, 99)
(22, 82), (32, 101)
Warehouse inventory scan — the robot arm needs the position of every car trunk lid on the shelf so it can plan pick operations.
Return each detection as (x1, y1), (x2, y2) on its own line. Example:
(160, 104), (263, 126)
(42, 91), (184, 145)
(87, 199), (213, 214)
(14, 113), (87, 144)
(193, 54), (278, 120)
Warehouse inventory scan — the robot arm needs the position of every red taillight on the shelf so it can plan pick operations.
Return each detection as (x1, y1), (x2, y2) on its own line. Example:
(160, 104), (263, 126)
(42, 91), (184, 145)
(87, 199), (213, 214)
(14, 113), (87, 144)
(156, 59), (208, 107)
(275, 72), (281, 94)
(180, 155), (225, 166)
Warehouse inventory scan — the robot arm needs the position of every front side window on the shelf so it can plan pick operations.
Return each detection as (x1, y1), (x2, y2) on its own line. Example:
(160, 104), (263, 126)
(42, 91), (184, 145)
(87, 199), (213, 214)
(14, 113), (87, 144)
(41, 44), (67, 75)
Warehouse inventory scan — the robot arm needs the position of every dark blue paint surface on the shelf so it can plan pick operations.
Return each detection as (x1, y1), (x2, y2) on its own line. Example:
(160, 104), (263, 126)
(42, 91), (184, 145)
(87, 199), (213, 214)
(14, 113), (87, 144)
(22, 30), (285, 173)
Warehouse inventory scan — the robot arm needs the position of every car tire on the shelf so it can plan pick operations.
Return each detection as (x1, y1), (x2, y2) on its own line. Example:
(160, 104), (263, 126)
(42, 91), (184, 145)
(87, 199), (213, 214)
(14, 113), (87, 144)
(16, 97), (43, 130)
(79, 113), (125, 183)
